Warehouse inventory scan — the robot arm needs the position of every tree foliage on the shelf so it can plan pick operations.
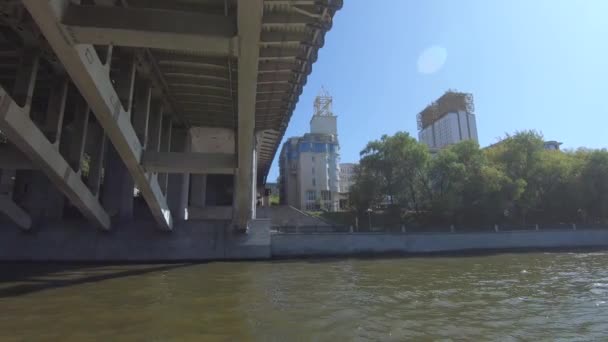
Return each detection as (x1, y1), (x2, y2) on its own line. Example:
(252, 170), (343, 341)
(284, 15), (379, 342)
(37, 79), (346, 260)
(350, 130), (608, 226)
(353, 132), (429, 213)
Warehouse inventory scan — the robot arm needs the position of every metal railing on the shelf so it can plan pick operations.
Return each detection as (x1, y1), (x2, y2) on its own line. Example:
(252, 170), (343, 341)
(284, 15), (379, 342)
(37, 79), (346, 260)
(271, 223), (608, 234)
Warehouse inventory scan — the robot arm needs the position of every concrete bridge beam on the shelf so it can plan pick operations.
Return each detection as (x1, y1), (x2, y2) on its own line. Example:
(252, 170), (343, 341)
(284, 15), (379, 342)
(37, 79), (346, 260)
(141, 152), (235, 174)
(23, 0), (173, 231)
(0, 87), (110, 230)
(61, 3), (238, 56)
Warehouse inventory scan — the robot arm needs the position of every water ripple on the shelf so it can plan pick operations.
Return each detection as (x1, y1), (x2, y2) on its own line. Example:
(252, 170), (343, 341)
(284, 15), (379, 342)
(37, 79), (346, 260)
(2, 253), (608, 340)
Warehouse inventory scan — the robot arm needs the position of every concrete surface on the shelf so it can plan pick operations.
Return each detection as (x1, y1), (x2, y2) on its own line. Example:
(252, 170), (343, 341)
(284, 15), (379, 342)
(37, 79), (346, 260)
(257, 205), (331, 227)
(188, 206), (233, 220)
(271, 229), (608, 257)
(0, 218), (270, 261)
(1, 221), (606, 261)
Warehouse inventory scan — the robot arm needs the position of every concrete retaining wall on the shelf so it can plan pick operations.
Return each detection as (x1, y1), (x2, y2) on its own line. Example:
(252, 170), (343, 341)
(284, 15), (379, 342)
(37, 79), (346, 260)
(2, 222), (607, 261)
(0, 219), (270, 261)
(271, 229), (608, 257)
(257, 205), (331, 227)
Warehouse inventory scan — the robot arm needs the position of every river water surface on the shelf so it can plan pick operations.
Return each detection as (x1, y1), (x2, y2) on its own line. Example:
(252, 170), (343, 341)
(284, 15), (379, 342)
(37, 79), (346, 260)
(1, 252), (608, 341)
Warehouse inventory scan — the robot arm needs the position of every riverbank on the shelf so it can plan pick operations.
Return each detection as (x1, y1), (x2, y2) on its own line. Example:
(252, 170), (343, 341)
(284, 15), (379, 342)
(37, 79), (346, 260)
(1, 219), (608, 261)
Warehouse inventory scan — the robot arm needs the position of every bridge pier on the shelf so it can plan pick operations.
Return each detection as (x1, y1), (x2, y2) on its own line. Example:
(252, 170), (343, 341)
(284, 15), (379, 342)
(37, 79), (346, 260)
(0, 0), (339, 251)
(167, 129), (190, 222)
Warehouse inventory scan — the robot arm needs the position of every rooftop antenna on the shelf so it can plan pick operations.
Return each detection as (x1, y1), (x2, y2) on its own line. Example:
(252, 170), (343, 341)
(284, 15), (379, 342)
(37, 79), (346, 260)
(313, 86), (333, 116)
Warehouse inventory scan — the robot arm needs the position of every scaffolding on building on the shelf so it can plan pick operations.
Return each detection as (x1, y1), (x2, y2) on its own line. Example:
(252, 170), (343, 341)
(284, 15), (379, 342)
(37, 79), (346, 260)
(417, 91), (475, 130)
(313, 86), (333, 116)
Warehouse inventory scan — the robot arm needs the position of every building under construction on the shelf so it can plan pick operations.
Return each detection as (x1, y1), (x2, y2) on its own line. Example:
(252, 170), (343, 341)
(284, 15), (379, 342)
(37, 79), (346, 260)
(417, 91), (478, 150)
(279, 89), (340, 212)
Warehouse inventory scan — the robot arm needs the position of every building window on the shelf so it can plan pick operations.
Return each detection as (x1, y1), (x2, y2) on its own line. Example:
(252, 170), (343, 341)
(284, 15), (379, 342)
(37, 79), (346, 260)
(305, 202), (319, 210)
(321, 190), (331, 201)
(306, 190), (316, 201)
(312, 178), (316, 186)
(312, 156), (315, 162)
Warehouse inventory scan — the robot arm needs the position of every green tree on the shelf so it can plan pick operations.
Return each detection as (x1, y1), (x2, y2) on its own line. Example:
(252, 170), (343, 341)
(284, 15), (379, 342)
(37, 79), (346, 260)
(349, 164), (383, 212)
(350, 129), (608, 228)
(359, 132), (429, 210)
(579, 150), (608, 223)
(534, 150), (581, 223)
(426, 147), (466, 223)
(427, 140), (518, 225)
(486, 131), (545, 224)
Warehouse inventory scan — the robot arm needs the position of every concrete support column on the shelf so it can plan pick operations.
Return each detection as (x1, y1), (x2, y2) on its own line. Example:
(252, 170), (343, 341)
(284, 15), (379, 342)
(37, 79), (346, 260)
(12, 50), (39, 112)
(0, 49), (40, 227)
(2, 49), (40, 197)
(252, 140), (257, 217)
(102, 145), (133, 220)
(159, 117), (172, 194)
(101, 53), (137, 220)
(234, 0), (263, 231)
(14, 170), (64, 222)
(14, 77), (69, 222)
(0, 194), (32, 229)
(82, 47), (109, 198)
(65, 98), (90, 174)
(167, 128), (190, 221)
(20, 76), (68, 221)
(42, 77), (68, 145)
(112, 53), (137, 118)
(146, 101), (163, 191)
(0, 86), (110, 229)
(189, 174), (206, 208)
(132, 82), (151, 149)
(86, 121), (106, 197)
(147, 102), (163, 152)
(0, 169), (15, 196)
(22, 0), (170, 230)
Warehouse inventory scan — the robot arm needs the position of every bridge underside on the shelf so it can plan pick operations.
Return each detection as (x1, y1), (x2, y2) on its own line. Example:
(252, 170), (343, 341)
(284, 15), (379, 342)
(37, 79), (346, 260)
(0, 0), (341, 234)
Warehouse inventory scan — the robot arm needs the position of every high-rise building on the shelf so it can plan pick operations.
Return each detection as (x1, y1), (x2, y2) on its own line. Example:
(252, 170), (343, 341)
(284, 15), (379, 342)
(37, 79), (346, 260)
(417, 91), (478, 149)
(279, 89), (341, 211)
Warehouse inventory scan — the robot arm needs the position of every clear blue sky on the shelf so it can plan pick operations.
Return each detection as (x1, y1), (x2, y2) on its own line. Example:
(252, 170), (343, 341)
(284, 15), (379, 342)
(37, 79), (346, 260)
(267, 0), (608, 182)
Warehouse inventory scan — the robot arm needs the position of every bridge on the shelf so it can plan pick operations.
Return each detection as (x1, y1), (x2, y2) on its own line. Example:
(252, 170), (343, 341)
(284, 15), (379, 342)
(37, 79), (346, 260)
(0, 0), (340, 243)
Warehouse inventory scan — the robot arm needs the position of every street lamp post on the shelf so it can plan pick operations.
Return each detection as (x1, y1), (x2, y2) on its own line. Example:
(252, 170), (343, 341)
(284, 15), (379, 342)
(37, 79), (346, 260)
(366, 208), (372, 230)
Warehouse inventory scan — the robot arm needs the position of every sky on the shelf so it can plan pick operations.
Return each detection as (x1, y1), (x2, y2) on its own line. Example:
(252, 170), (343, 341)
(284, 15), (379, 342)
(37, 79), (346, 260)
(267, 0), (608, 182)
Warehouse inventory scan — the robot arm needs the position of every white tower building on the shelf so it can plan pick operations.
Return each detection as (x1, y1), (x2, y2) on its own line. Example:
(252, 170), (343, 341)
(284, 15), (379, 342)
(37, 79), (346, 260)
(279, 89), (341, 211)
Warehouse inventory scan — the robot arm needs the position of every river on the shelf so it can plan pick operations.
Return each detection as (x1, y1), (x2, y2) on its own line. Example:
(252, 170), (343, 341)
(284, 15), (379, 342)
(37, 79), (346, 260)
(1, 252), (608, 341)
